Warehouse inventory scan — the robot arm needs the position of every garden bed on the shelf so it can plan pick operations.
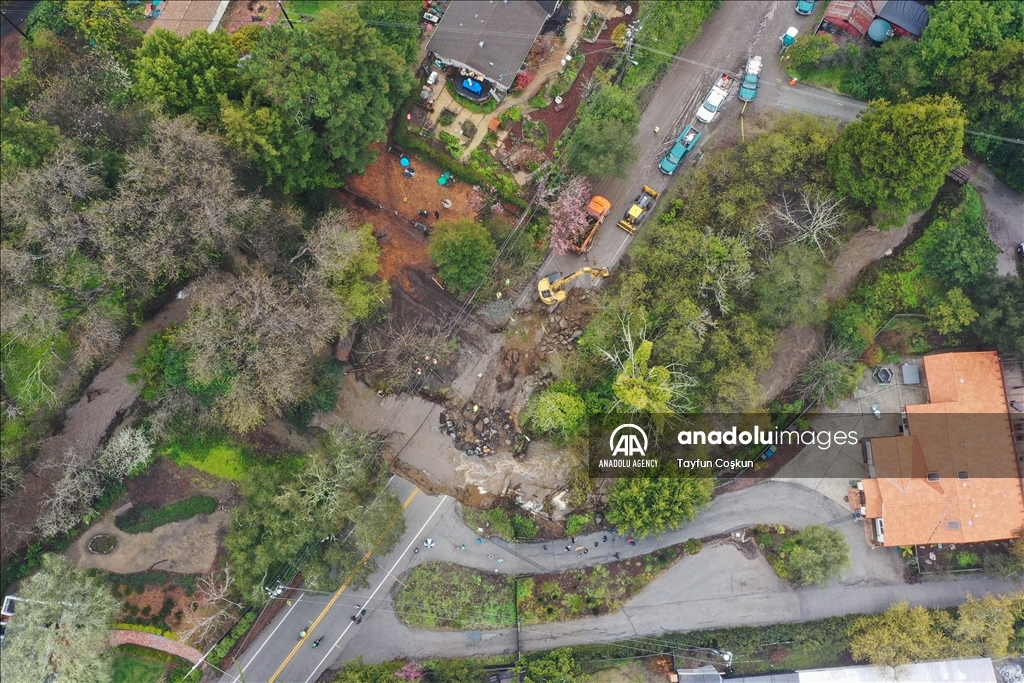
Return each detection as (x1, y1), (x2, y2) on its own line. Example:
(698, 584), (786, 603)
(88, 534), (118, 554)
(394, 562), (516, 630)
(115, 495), (217, 534)
(913, 540), (1012, 574)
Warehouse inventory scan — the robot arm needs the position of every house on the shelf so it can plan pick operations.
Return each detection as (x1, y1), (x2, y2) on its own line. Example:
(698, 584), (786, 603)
(861, 351), (1024, 547)
(426, 0), (560, 101)
(723, 657), (998, 682)
(823, 0), (930, 38)
(146, 0), (229, 36)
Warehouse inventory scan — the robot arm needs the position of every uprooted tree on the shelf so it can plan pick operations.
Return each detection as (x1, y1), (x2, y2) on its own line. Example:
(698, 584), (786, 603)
(542, 175), (593, 254)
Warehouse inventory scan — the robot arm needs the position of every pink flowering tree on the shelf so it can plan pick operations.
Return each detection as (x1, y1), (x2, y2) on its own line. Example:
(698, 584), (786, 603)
(395, 661), (424, 681)
(543, 175), (593, 254)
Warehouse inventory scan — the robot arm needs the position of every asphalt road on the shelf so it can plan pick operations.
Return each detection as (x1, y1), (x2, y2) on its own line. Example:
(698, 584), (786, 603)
(519, 0), (865, 307)
(0, 0), (35, 40)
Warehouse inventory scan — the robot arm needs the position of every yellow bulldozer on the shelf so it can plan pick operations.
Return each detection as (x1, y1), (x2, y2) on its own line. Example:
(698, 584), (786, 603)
(537, 267), (610, 305)
(616, 185), (660, 235)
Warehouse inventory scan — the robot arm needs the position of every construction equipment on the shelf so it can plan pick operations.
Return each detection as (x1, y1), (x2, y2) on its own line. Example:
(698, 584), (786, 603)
(569, 195), (612, 254)
(616, 186), (660, 234)
(738, 55), (763, 102)
(695, 74), (733, 123)
(537, 267), (610, 305)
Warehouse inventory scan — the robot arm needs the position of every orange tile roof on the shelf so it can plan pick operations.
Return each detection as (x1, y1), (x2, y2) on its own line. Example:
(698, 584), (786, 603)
(867, 351), (1024, 546)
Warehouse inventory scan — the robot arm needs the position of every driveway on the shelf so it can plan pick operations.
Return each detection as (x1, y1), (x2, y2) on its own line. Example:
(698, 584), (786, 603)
(969, 163), (1024, 276)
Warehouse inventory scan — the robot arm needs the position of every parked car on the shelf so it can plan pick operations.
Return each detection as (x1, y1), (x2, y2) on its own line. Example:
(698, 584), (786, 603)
(659, 125), (702, 175)
(695, 74), (733, 124)
(795, 0), (815, 15)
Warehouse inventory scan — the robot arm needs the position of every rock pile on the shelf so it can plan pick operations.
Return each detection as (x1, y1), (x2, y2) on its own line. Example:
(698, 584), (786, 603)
(439, 403), (527, 457)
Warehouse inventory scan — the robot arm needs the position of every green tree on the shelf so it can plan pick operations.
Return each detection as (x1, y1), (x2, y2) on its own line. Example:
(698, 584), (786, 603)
(431, 657), (485, 683)
(353, 489), (406, 556)
(1, 554), (119, 683)
(917, 0), (1023, 77)
(519, 648), (583, 683)
(0, 108), (62, 173)
(970, 275), (1024, 356)
(521, 389), (587, 438)
(788, 33), (840, 68)
(843, 37), (926, 102)
(786, 524), (851, 586)
(954, 592), (1019, 657)
(828, 96), (966, 228)
(566, 118), (639, 180)
(428, 219), (497, 296)
(754, 244), (829, 328)
(134, 28), (240, 123)
(25, 0), (72, 38)
(241, 7), (414, 192)
(606, 477), (714, 540)
(355, 0), (423, 66)
(229, 23), (264, 56)
(589, 85), (642, 128)
(914, 186), (999, 289)
(926, 287), (978, 336)
(65, 0), (143, 60)
(848, 602), (957, 673)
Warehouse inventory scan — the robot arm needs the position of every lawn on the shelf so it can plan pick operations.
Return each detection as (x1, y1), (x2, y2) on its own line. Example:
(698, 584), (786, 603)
(394, 562), (516, 630)
(162, 435), (251, 481)
(285, 0), (333, 17)
(784, 62), (853, 92)
(111, 654), (166, 683)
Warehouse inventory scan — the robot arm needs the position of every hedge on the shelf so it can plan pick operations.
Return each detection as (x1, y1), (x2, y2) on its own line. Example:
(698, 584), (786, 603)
(113, 622), (178, 640)
(115, 495), (217, 534)
(212, 610), (258, 668)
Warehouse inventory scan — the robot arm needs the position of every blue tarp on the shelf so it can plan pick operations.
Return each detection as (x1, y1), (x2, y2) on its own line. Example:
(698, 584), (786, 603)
(462, 78), (482, 95)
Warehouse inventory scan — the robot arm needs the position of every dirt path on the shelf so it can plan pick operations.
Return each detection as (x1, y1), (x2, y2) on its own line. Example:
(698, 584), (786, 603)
(109, 629), (204, 665)
(758, 212), (925, 400)
(67, 511), (229, 575)
(1, 296), (191, 562)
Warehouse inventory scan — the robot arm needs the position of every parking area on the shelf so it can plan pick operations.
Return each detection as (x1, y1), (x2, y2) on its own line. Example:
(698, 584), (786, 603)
(774, 357), (929, 507)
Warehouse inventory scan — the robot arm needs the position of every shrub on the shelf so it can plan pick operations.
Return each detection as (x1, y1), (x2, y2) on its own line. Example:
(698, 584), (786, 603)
(956, 551), (980, 568)
(460, 120), (477, 138)
(112, 622), (177, 639)
(499, 106), (522, 126)
(115, 495), (217, 534)
(512, 515), (539, 539)
(520, 390), (587, 439)
(286, 356), (343, 428)
(786, 525), (850, 585)
(438, 109), (457, 127)
(565, 514), (592, 537)
(438, 130), (463, 158)
(684, 538), (703, 555)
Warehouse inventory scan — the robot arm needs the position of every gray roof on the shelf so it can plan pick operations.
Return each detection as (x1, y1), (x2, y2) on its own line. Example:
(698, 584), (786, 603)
(427, 0), (553, 88)
(876, 0), (930, 36)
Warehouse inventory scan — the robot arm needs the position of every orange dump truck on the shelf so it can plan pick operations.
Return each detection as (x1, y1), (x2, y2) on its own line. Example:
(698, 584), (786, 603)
(570, 195), (612, 254)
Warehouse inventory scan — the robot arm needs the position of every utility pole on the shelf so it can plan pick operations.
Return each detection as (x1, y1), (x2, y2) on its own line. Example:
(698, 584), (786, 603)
(1, 10), (29, 39)
(277, 1), (295, 29)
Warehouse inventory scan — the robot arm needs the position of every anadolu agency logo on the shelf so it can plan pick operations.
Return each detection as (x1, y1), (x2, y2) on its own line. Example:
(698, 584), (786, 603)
(609, 423), (649, 458)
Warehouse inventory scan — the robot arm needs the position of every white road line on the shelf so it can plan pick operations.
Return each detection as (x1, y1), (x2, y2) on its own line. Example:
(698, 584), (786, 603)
(225, 597), (303, 683)
(304, 494), (451, 683)
(227, 475), (398, 683)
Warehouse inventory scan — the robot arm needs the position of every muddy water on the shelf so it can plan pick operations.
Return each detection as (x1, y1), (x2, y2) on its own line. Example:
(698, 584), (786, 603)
(315, 373), (570, 507)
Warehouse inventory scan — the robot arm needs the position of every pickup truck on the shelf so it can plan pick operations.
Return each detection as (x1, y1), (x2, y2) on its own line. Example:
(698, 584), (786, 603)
(569, 195), (612, 254)
(738, 55), (763, 102)
(659, 125), (702, 175)
(695, 74), (733, 124)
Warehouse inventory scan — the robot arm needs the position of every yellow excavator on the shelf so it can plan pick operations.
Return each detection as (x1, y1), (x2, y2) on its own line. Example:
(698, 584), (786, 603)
(537, 267), (610, 305)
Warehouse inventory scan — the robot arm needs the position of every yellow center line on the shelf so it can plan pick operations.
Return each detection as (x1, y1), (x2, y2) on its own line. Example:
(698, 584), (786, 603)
(267, 487), (420, 682)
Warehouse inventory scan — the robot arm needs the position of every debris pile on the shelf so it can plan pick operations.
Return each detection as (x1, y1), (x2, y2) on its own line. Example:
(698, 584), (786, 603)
(439, 403), (527, 457)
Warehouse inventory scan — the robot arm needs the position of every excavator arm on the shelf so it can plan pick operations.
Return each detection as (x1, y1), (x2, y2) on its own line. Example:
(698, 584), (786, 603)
(537, 267), (610, 305)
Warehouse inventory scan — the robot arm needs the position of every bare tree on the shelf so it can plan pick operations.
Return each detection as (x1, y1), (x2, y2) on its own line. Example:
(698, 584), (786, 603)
(37, 448), (103, 538)
(72, 304), (126, 368)
(698, 230), (754, 315)
(0, 146), (103, 263)
(356, 316), (457, 394)
(94, 117), (268, 288)
(179, 566), (242, 647)
(799, 339), (858, 407)
(772, 188), (845, 257)
(98, 426), (154, 481)
(176, 269), (337, 432)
